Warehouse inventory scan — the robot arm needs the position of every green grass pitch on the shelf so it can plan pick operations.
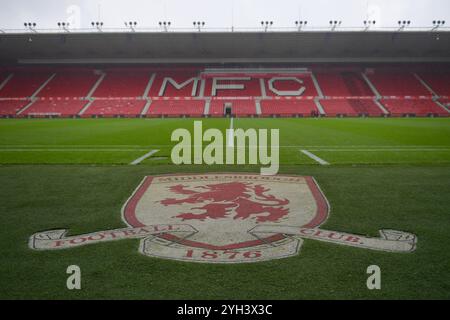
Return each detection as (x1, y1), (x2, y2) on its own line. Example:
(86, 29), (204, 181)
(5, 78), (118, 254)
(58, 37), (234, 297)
(0, 118), (449, 299)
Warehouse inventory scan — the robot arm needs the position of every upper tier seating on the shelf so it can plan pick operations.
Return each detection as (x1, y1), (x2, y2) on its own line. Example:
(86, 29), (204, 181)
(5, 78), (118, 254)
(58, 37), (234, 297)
(92, 72), (151, 98)
(314, 72), (373, 97)
(366, 72), (431, 96)
(23, 100), (88, 117)
(209, 99), (256, 117)
(381, 99), (448, 116)
(0, 73), (9, 84)
(205, 78), (262, 97)
(260, 99), (318, 116)
(320, 99), (384, 116)
(417, 72), (450, 96)
(263, 75), (318, 97)
(38, 72), (100, 98)
(83, 100), (146, 117)
(147, 100), (205, 117)
(148, 72), (200, 97)
(0, 100), (29, 115)
(0, 72), (51, 98)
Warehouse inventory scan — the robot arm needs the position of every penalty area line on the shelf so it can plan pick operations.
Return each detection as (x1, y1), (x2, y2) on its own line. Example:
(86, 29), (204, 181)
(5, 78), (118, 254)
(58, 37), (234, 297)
(300, 149), (330, 165)
(130, 149), (160, 165)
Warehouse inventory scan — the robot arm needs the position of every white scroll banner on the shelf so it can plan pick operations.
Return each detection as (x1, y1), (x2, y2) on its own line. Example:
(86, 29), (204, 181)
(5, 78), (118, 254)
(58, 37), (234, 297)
(29, 224), (197, 250)
(249, 225), (417, 252)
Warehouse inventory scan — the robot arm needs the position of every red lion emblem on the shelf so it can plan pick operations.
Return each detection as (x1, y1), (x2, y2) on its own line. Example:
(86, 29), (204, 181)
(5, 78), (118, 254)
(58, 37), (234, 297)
(160, 182), (290, 222)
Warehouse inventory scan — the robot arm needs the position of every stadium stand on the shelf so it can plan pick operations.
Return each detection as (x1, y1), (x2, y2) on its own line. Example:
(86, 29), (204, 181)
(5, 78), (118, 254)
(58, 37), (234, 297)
(380, 99), (447, 116)
(92, 70), (151, 98)
(0, 72), (51, 98)
(366, 72), (432, 96)
(147, 99), (205, 117)
(0, 66), (448, 117)
(82, 99), (146, 117)
(263, 75), (318, 97)
(37, 71), (100, 98)
(315, 72), (373, 97)
(0, 100), (30, 116)
(417, 72), (450, 96)
(260, 99), (318, 117)
(148, 72), (200, 97)
(320, 99), (385, 116)
(205, 78), (262, 97)
(22, 99), (88, 117)
(209, 99), (256, 117)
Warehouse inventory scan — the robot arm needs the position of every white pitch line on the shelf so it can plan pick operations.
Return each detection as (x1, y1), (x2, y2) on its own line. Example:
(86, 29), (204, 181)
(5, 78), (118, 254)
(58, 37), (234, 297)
(307, 148), (450, 152)
(130, 149), (160, 165)
(227, 117), (234, 147)
(0, 148), (150, 152)
(300, 149), (330, 165)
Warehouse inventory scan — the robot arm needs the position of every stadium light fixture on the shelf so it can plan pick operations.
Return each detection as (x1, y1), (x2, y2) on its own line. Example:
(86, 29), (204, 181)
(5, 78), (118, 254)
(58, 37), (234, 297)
(329, 20), (342, 31)
(24, 22), (37, 33)
(193, 21), (206, 32)
(158, 21), (172, 32)
(91, 21), (104, 31)
(397, 20), (411, 30)
(363, 20), (376, 31)
(57, 22), (70, 32)
(432, 20), (445, 30)
(124, 21), (138, 32)
(294, 20), (308, 31)
(261, 21), (273, 32)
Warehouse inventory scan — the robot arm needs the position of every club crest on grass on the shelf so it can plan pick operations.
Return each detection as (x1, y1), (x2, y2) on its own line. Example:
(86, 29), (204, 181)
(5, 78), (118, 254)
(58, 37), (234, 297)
(29, 173), (417, 263)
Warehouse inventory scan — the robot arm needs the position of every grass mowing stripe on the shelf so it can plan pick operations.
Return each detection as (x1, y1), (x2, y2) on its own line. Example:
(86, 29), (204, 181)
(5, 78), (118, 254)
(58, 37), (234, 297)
(300, 149), (330, 165)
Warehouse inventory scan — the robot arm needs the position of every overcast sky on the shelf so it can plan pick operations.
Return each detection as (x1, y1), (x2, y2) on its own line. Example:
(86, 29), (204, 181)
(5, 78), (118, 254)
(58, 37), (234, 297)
(1, 0), (449, 30)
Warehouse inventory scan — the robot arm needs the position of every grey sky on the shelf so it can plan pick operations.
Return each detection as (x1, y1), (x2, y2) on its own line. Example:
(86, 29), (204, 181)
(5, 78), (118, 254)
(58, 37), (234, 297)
(1, 0), (449, 30)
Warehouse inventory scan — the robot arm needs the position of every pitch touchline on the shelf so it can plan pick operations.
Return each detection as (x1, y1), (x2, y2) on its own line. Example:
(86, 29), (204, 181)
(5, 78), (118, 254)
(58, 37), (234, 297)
(0, 148), (151, 152)
(300, 150), (330, 165)
(130, 149), (160, 165)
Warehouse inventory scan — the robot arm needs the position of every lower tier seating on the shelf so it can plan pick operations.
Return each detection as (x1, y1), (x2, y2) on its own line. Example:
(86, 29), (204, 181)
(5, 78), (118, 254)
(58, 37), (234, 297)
(147, 100), (205, 117)
(21, 100), (87, 117)
(0, 100), (29, 116)
(320, 99), (384, 116)
(260, 99), (318, 116)
(209, 99), (256, 117)
(381, 99), (448, 116)
(83, 100), (146, 117)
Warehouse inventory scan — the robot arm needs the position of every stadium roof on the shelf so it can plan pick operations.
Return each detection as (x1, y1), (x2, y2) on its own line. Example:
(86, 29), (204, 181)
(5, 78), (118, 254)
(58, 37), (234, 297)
(0, 31), (449, 64)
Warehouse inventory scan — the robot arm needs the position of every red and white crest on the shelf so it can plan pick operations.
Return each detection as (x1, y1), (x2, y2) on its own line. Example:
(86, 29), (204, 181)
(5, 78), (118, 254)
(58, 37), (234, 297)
(29, 173), (416, 263)
(122, 173), (329, 263)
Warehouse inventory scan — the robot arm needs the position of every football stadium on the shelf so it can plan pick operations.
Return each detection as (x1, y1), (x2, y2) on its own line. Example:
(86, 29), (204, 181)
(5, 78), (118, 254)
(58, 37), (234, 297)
(0, 0), (449, 304)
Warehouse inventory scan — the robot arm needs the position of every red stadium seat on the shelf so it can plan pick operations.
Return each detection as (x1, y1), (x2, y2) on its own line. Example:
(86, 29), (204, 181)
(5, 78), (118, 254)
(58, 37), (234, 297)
(92, 72), (151, 98)
(23, 100), (88, 117)
(260, 99), (318, 117)
(0, 72), (52, 98)
(83, 99), (146, 117)
(38, 72), (100, 98)
(320, 99), (384, 116)
(381, 99), (448, 116)
(209, 99), (256, 117)
(0, 100), (29, 116)
(417, 72), (450, 96)
(147, 100), (205, 117)
(366, 72), (431, 97)
(315, 72), (373, 97)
